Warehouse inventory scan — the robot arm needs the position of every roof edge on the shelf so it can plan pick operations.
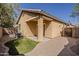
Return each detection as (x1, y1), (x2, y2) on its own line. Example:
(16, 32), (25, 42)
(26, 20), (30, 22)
(16, 9), (69, 25)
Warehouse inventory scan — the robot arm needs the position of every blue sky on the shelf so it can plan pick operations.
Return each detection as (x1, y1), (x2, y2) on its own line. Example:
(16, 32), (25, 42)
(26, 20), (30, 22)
(20, 3), (79, 25)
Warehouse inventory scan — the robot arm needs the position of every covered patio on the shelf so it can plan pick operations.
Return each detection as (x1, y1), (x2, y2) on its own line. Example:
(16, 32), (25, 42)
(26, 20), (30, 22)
(24, 16), (52, 41)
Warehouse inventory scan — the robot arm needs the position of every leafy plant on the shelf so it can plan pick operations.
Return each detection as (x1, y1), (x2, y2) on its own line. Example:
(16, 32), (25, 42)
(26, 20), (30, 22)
(0, 3), (20, 28)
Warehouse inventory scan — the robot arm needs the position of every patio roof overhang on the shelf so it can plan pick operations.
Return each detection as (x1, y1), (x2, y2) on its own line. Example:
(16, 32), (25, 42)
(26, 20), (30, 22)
(25, 15), (52, 22)
(25, 16), (39, 22)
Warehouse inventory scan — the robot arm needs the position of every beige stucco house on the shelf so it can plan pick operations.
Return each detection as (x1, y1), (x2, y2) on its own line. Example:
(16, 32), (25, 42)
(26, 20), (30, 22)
(16, 9), (69, 41)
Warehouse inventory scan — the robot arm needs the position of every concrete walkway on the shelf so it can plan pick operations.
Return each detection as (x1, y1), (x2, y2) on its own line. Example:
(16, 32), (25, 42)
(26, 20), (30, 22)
(0, 35), (13, 56)
(25, 37), (70, 56)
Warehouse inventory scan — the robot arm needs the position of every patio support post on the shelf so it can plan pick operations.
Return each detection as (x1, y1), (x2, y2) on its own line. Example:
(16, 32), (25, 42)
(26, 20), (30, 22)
(38, 17), (43, 41)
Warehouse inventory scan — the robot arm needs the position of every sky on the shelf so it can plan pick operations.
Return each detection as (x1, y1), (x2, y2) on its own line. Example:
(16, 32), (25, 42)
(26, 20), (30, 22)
(20, 3), (79, 25)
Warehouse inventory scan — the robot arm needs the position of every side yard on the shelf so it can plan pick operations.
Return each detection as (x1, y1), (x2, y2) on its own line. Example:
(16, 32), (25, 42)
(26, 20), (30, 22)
(5, 37), (38, 55)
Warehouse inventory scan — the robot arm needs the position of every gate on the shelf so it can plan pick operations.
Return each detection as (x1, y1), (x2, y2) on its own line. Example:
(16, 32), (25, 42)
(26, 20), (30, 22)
(64, 28), (72, 37)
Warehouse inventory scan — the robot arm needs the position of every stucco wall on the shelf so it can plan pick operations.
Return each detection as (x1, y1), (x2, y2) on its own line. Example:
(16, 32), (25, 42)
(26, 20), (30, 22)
(27, 21), (38, 36)
(18, 11), (38, 37)
(45, 20), (66, 38)
(18, 11), (37, 24)
(44, 21), (53, 38)
(44, 19), (66, 38)
(51, 20), (65, 38)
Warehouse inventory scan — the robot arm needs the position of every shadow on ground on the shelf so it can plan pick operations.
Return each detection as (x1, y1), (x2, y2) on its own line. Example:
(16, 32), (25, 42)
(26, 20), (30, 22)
(5, 40), (24, 56)
(58, 37), (79, 56)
